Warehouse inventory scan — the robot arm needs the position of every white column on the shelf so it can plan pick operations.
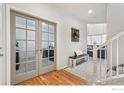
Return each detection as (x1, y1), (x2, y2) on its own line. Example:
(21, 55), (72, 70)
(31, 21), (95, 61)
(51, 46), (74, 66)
(93, 42), (97, 84)
(105, 46), (107, 80)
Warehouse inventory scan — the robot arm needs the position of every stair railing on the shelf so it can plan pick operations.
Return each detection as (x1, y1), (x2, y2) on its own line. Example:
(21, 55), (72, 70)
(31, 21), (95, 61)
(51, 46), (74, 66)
(93, 31), (124, 84)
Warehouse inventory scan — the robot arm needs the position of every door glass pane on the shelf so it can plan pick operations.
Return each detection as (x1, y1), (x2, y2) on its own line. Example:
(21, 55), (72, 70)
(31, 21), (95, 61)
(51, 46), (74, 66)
(27, 41), (35, 51)
(49, 50), (54, 57)
(27, 31), (35, 40)
(16, 16), (26, 28)
(43, 49), (48, 58)
(16, 63), (26, 74)
(49, 42), (54, 50)
(48, 57), (54, 65)
(18, 51), (26, 58)
(42, 32), (48, 41)
(49, 24), (54, 33)
(16, 52), (27, 63)
(16, 29), (26, 40)
(49, 33), (54, 41)
(16, 41), (26, 51)
(27, 51), (35, 61)
(42, 58), (48, 66)
(41, 22), (55, 68)
(26, 62), (36, 71)
(42, 22), (48, 32)
(42, 42), (49, 50)
(49, 42), (54, 57)
(27, 19), (36, 30)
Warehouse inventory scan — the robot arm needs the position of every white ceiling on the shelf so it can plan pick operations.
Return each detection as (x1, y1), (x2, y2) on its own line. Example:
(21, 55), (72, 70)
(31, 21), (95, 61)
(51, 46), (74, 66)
(46, 3), (107, 23)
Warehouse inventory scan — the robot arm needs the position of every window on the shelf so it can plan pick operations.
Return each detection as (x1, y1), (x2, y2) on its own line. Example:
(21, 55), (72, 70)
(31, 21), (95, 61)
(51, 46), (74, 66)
(87, 24), (107, 45)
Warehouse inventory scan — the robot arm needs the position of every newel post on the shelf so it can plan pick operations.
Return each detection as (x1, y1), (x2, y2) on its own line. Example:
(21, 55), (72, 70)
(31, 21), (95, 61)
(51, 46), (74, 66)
(93, 42), (97, 85)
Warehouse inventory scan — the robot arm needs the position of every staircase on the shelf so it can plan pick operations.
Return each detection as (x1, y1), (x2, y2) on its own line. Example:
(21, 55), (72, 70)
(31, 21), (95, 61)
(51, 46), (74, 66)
(93, 31), (124, 85)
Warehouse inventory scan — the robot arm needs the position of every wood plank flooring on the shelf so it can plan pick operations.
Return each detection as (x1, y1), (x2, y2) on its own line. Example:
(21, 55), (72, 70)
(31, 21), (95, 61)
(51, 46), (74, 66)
(17, 70), (87, 85)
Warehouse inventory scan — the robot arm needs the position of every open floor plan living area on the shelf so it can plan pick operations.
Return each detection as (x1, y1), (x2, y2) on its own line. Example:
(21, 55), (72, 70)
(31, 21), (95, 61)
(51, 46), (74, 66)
(1, 3), (124, 85)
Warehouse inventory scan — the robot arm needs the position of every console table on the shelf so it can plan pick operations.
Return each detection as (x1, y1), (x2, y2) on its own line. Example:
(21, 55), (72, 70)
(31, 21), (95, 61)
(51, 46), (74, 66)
(69, 54), (89, 67)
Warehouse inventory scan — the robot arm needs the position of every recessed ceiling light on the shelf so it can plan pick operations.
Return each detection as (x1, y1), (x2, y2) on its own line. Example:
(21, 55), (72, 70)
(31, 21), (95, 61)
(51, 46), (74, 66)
(88, 9), (93, 14)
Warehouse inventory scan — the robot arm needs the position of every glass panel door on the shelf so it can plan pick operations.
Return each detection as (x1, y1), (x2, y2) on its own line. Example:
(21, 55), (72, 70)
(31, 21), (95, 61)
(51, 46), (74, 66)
(11, 11), (38, 84)
(39, 22), (56, 74)
(11, 11), (56, 84)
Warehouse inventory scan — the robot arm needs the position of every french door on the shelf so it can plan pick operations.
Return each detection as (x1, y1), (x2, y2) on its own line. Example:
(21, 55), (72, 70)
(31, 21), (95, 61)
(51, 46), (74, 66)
(39, 21), (56, 75)
(11, 11), (56, 84)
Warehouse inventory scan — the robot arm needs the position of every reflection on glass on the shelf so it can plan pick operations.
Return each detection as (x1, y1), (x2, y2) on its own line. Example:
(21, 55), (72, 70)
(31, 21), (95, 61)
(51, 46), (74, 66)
(27, 41), (35, 51)
(42, 22), (48, 32)
(16, 41), (26, 51)
(49, 24), (54, 33)
(42, 58), (48, 66)
(49, 42), (54, 50)
(16, 29), (26, 40)
(48, 57), (54, 65)
(49, 50), (54, 57)
(27, 51), (36, 61)
(49, 34), (54, 41)
(27, 51), (35, 60)
(16, 63), (26, 74)
(16, 16), (26, 28)
(27, 31), (35, 40)
(42, 32), (49, 41)
(43, 50), (48, 58)
(27, 19), (36, 30)
(16, 52), (27, 62)
(26, 62), (36, 71)
(42, 42), (49, 49)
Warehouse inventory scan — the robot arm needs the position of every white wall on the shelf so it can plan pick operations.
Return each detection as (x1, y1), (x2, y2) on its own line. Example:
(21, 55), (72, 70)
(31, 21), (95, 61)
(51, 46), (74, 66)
(7, 3), (87, 69)
(0, 4), (7, 85)
(107, 4), (124, 39)
(0, 3), (2, 85)
(107, 4), (124, 66)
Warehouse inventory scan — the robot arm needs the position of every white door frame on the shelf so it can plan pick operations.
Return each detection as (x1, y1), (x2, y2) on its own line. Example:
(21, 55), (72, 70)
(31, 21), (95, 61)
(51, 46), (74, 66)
(0, 3), (3, 85)
(4, 4), (60, 85)
(0, 4), (10, 85)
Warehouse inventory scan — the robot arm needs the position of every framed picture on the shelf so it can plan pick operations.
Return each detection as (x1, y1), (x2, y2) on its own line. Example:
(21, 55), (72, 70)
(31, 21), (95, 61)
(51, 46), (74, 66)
(71, 28), (80, 42)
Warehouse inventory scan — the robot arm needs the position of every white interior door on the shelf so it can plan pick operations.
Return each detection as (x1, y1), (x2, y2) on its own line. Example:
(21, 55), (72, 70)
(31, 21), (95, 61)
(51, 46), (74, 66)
(38, 21), (56, 75)
(11, 11), (39, 84)
(11, 11), (56, 84)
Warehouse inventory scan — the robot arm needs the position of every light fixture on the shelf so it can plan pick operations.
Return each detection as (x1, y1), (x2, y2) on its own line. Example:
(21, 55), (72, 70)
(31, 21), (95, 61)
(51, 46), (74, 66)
(88, 9), (93, 14)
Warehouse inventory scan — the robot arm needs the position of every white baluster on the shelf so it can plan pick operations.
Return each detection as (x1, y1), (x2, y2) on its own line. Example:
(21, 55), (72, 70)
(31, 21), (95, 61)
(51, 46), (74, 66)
(117, 39), (119, 76)
(100, 48), (102, 80)
(110, 42), (112, 78)
(105, 46), (107, 80)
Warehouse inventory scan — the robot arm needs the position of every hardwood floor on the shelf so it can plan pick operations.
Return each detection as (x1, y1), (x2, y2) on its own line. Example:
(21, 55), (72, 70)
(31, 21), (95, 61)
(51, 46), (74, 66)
(17, 70), (87, 85)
